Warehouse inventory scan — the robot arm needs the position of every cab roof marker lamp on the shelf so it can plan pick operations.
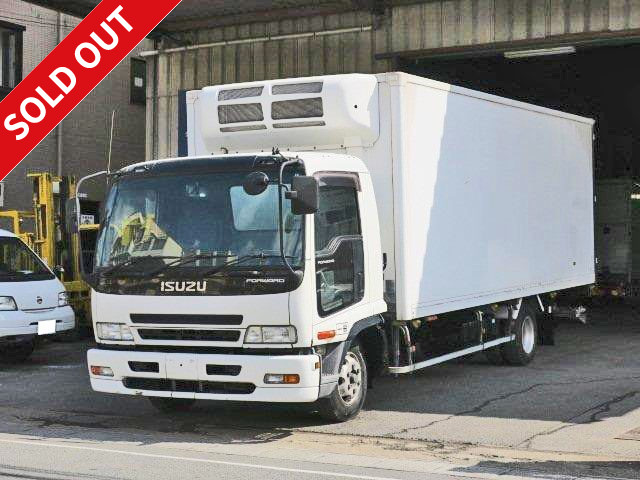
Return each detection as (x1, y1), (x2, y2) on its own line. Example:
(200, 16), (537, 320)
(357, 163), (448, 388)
(504, 46), (575, 59)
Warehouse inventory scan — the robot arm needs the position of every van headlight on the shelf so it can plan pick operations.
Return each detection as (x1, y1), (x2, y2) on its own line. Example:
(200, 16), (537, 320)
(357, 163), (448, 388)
(244, 326), (297, 344)
(58, 292), (69, 307)
(96, 323), (134, 341)
(0, 296), (17, 311)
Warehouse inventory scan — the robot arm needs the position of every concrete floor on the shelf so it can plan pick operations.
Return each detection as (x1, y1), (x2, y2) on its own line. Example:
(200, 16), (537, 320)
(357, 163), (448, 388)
(1, 305), (640, 478)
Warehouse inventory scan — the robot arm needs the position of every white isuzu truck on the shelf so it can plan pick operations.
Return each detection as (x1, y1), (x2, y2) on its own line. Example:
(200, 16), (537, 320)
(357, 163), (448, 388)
(71, 72), (594, 421)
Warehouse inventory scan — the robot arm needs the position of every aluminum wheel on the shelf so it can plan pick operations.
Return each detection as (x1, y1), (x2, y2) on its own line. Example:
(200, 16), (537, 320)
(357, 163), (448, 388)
(521, 315), (536, 354)
(337, 351), (363, 406)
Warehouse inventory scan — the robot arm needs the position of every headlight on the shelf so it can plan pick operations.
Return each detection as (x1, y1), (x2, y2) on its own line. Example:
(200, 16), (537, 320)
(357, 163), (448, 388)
(58, 291), (69, 307)
(0, 296), (17, 311)
(244, 326), (297, 344)
(96, 322), (134, 341)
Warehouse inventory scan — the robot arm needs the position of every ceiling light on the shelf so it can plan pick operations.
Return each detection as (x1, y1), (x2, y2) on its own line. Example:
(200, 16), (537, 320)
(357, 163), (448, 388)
(504, 46), (576, 59)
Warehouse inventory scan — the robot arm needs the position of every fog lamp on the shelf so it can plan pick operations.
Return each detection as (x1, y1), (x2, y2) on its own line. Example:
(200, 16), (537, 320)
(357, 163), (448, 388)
(90, 366), (114, 377)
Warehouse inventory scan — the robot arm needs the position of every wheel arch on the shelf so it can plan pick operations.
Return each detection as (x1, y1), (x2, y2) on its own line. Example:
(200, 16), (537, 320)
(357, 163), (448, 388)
(344, 315), (386, 380)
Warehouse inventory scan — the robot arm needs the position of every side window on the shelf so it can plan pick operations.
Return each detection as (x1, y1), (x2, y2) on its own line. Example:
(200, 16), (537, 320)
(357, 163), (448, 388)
(0, 22), (24, 100)
(315, 181), (365, 316)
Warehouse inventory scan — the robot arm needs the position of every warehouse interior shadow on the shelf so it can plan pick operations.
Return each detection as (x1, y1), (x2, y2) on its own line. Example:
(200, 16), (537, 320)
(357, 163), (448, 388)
(402, 42), (640, 179)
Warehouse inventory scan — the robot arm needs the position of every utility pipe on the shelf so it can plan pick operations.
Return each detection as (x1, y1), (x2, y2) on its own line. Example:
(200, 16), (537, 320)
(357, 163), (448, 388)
(139, 25), (373, 57)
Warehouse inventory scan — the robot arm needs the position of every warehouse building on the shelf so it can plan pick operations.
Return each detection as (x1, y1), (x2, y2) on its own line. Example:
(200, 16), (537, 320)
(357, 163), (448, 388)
(16, 0), (640, 289)
(19, 0), (640, 174)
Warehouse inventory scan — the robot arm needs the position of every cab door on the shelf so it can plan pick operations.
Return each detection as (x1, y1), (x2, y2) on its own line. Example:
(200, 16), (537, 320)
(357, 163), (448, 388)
(314, 174), (365, 320)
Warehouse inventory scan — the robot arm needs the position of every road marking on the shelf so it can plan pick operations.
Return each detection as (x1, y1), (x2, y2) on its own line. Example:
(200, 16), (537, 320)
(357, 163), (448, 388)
(0, 438), (401, 480)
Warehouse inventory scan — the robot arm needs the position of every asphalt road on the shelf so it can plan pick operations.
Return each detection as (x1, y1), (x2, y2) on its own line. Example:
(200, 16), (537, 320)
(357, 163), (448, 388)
(1, 305), (640, 480)
(0, 435), (480, 480)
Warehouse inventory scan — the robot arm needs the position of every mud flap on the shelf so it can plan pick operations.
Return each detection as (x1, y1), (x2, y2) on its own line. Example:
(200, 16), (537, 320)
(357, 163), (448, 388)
(538, 311), (557, 346)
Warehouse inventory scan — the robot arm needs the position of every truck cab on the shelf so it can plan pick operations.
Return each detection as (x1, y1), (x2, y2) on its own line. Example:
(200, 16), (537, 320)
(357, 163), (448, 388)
(86, 151), (385, 420)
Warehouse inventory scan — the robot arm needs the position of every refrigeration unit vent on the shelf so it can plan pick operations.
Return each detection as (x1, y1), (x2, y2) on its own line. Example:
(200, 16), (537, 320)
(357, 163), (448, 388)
(273, 120), (326, 129)
(272, 81), (323, 95)
(271, 97), (323, 120)
(218, 86), (264, 101)
(218, 103), (264, 124)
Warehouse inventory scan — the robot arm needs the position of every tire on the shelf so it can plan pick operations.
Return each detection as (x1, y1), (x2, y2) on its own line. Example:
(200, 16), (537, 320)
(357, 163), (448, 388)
(148, 397), (196, 413)
(317, 342), (367, 422)
(0, 340), (36, 363)
(484, 347), (504, 365)
(501, 302), (538, 366)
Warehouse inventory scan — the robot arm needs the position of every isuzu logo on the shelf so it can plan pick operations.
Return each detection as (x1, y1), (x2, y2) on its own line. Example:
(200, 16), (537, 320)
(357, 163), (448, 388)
(245, 278), (286, 284)
(160, 281), (207, 292)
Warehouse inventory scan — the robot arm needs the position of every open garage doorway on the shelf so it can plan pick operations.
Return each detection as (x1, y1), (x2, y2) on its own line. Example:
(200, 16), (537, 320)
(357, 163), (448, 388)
(401, 44), (640, 300)
(401, 44), (640, 179)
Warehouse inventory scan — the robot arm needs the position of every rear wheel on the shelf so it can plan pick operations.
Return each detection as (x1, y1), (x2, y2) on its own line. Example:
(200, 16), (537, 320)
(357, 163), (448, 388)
(148, 397), (196, 413)
(484, 347), (504, 365)
(317, 343), (367, 422)
(501, 302), (538, 365)
(0, 340), (36, 363)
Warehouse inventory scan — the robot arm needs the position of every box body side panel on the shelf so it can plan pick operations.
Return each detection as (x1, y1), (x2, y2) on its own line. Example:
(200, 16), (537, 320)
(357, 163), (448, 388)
(390, 76), (595, 319)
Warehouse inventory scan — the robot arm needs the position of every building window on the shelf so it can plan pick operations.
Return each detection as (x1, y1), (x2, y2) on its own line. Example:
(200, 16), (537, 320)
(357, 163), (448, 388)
(130, 58), (146, 105)
(0, 21), (24, 99)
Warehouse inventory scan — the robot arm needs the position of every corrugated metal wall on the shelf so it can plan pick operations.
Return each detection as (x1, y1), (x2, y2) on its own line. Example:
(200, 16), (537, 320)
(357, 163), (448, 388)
(149, 0), (640, 159)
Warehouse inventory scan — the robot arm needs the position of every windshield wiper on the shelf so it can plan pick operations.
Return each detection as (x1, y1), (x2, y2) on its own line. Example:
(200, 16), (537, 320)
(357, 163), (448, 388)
(100, 255), (181, 277)
(201, 253), (297, 277)
(139, 253), (237, 278)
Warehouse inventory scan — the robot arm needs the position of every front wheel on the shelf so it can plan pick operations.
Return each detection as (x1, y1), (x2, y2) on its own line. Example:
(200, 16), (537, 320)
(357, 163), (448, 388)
(501, 302), (538, 365)
(317, 343), (367, 422)
(148, 397), (196, 413)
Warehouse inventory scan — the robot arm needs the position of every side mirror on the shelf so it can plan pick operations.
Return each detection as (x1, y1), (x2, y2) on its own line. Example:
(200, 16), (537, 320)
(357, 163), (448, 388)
(65, 198), (79, 234)
(53, 265), (65, 279)
(243, 171), (270, 196)
(287, 176), (319, 215)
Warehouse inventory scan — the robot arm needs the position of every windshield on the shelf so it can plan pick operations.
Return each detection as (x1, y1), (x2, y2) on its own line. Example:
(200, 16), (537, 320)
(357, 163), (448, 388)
(0, 237), (54, 282)
(94, 168), (304, 275)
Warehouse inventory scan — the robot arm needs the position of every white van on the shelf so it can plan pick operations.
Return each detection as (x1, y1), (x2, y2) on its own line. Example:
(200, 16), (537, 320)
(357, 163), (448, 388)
(0, 229), (75, 362)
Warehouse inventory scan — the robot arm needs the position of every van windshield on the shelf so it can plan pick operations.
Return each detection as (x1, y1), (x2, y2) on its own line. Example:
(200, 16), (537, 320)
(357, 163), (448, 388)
(0, 237), (54, 282)
(94, 168), (304, 275)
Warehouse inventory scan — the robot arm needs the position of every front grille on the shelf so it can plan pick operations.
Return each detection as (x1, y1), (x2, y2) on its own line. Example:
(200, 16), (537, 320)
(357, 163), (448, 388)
(137, 329), (241, 342)
(206, 364), (241, 376)
(130, 314), (243, 326)
(123, 377), (256, 394)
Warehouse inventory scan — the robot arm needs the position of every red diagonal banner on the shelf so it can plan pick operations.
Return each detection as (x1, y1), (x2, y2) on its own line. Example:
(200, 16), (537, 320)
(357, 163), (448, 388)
(0, 0), (182, 180)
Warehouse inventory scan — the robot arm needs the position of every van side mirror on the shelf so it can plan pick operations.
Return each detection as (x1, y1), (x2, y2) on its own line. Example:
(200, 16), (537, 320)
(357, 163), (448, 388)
(53, 265), (65, 279)
(286, 176), (319, 215)
(65, 198), (79, 234)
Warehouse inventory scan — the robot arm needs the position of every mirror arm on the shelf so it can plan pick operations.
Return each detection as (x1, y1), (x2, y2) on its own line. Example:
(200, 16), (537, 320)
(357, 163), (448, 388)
(75, 170), (108, 281)
(278, 159), (300, 277)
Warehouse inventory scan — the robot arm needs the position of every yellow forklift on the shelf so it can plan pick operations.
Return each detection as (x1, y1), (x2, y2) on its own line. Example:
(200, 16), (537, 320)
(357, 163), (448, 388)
(0, 172), (99, 326)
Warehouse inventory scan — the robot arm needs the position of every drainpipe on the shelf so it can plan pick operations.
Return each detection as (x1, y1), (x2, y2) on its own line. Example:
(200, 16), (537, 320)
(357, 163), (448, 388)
(55, 12), (63, 176)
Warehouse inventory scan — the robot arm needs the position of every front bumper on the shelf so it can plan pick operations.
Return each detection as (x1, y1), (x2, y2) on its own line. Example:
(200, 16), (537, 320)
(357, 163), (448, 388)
(88, 348), (322, 403)
(0, 306), (75, 340)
